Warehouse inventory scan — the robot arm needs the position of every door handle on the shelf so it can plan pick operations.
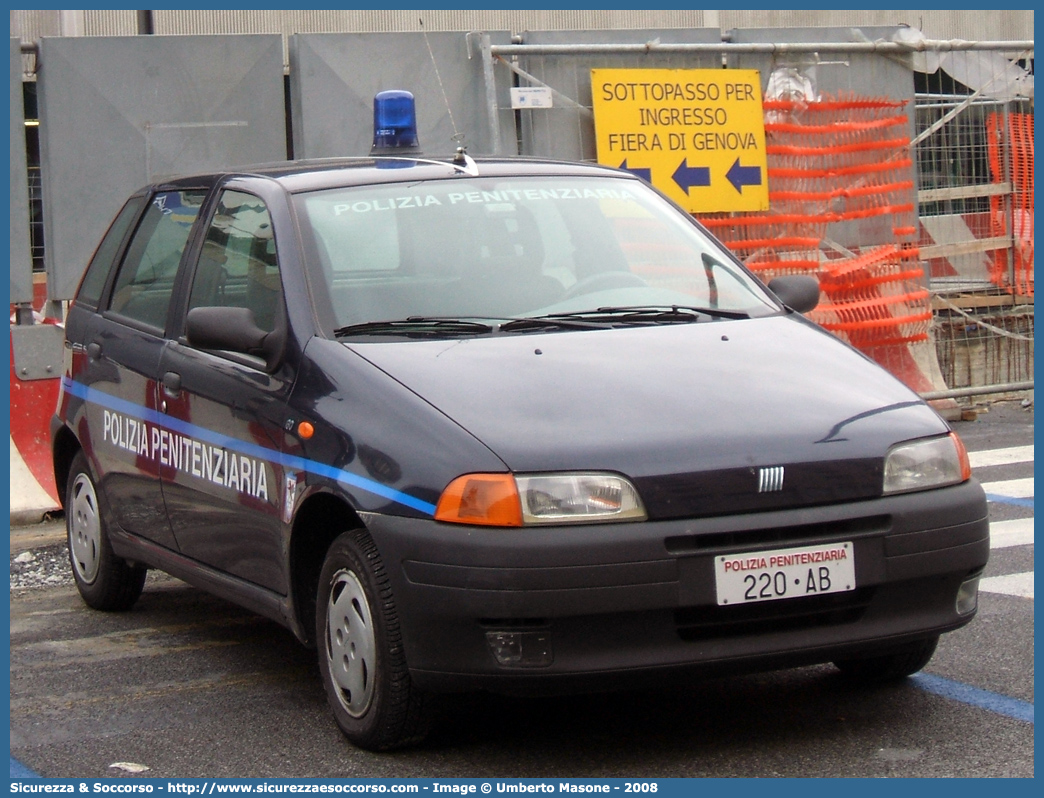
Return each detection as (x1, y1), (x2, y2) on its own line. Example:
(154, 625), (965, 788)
(162, 371), (182, 399)
(86, 342), (101, 360)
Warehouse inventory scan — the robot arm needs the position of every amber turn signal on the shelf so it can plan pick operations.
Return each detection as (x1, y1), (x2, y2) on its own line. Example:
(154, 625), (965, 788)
(435, 473), (523, 527)
(950, 431), (972, 482)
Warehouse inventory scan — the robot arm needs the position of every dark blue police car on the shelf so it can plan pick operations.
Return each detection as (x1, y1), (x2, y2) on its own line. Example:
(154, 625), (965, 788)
(52, 92), (989, 750)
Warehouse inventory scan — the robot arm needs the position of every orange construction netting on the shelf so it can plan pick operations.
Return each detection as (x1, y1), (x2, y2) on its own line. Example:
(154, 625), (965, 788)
(696, 93), (936, 390)
(987, 111), (1034, 297)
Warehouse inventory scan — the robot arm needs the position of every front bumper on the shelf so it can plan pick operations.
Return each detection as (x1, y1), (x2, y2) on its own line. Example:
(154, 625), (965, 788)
(363, 479), (988, 694)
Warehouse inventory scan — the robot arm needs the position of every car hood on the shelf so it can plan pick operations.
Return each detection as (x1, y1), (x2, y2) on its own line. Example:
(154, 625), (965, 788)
(346, 315), (949, 519)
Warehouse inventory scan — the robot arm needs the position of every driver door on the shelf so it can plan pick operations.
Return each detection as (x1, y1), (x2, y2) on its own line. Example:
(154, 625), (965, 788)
(156, 188), (293, 593)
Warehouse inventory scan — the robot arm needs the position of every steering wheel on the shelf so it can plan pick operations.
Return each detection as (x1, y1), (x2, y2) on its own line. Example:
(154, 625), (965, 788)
(562, 271), (648, 299)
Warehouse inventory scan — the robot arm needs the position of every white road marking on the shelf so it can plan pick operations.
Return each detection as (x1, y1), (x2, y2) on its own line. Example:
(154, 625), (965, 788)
(980, 477), (1035, 499)
(979, 571), (1034, 599)
(989, 518), (1035, 549)
(970, 445), (1034, 469)
(974, 445), (1034, 599)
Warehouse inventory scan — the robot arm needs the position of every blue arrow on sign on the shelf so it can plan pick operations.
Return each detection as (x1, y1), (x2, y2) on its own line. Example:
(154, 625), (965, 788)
(672, 160), (711, 193)
(619, 159), (652, 183)
(726, 158), (762, 193)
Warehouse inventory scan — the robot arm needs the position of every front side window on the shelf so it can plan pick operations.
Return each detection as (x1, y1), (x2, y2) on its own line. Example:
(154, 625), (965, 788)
(188, 190), (281, 333)
(108, 190), (206, 329)
(293, 176), (780, 332)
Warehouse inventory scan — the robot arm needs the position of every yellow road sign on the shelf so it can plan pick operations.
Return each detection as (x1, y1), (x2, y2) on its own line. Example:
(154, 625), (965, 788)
(591, 68), (769, 213)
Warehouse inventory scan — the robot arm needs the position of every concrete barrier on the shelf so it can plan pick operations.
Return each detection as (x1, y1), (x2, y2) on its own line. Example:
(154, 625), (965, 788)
(10, 435), (59, 526)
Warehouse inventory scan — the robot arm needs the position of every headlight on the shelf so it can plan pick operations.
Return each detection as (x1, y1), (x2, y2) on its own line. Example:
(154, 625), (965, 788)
(435, 472), (646, 527)
(517, 473), (646, 524)
(883, 433), (971, 494)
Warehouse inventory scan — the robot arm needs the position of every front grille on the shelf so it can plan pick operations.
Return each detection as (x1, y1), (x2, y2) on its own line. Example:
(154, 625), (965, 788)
(675, 587), (875, 641)
(636, 458), (884, 520)
(664, 515), (889, 556)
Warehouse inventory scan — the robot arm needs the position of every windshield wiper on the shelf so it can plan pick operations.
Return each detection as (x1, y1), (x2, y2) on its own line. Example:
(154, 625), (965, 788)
(594, 305), (749, 320)
(507, 305), (749, 328)
(497, 316), (611, 332)
(334, 317), (495, 338)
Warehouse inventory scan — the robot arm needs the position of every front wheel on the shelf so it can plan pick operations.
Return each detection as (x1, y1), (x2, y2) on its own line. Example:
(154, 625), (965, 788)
(316, 529), (435, 750)
(833, 636), (939, 682)
(66, 450), (146, 611)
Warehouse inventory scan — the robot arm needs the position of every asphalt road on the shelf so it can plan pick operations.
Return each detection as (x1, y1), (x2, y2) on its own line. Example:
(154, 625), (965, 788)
(9, 401), (1034, 778)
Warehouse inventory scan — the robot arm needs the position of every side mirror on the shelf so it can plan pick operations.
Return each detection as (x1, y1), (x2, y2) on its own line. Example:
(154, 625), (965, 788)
(186, 306), (283, 372)
(767, 275), (820, 314)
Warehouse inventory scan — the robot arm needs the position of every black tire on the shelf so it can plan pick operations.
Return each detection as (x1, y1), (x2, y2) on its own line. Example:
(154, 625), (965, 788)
(316, 529), (435, 751)
(833, 636), (939, 682)
(65, 451), (147, 611)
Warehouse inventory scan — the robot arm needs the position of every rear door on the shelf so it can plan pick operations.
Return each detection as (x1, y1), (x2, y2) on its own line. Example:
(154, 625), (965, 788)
(82, 189), (207, 549)
(156, 186), (294, 593)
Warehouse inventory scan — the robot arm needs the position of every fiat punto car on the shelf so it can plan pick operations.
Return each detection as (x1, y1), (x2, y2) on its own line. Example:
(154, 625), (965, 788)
(53, 109), (988, 751)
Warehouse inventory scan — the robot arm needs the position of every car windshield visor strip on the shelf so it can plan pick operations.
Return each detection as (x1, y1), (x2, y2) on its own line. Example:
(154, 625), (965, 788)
(60, 377), (437, 517)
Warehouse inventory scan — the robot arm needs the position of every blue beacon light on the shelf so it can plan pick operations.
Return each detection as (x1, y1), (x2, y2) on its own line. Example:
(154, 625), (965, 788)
(371, 90), (420, 153)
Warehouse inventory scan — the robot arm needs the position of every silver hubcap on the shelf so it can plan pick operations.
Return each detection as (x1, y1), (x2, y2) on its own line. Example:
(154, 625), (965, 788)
(69, 472), (101, 584)
(326, 569), (376, 717)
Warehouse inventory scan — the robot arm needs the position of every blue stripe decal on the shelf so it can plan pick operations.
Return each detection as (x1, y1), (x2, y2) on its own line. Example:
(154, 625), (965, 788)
(62, 378), (437, 516)
(10, 756), (40, 778)
(985, 493), (1034, 509)
(911, 673), (1034, 724)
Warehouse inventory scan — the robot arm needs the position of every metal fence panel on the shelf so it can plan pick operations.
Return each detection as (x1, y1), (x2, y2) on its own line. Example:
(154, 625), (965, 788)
(289, 32), (516, 159)
(516, 28), (723, 161)
(913, 43), (1034, 297)
(37, 34), (286, 300)
(10, 37), (33, 304)
(718, 28), (935, 392)
(916, 95), (1025, 292)
(726, 26), (913, 94)
(726, 26), (917, 252)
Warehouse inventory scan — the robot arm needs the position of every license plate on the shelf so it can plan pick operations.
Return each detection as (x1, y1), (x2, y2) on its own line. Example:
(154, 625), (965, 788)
(714, 541), (855, 606)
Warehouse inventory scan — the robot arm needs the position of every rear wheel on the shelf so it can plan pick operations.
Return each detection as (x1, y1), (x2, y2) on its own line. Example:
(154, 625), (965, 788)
(833, 636), (939, 682)
(66, 451), (146, 611)
(316, 529), (434, 750)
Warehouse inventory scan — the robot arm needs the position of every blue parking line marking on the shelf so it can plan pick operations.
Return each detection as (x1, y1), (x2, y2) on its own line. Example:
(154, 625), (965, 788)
(911, 673), (1034, 723)
(10, 756), (40, 778)
(985, 493), (1034, 509)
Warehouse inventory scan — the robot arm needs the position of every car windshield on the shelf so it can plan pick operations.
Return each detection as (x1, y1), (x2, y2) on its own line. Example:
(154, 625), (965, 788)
(293, 174), (780, 336)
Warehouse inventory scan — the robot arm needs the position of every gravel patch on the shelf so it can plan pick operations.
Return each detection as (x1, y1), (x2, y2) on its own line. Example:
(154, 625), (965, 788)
(10, 543), (76, 592)
(10, 541), (171, 594)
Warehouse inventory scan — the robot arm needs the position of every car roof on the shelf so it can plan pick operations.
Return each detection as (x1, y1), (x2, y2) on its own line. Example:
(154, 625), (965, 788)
(152, 155), (638, 194)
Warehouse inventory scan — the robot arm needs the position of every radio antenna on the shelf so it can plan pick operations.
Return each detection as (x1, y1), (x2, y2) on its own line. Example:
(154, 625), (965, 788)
(420, 17), (464, 148)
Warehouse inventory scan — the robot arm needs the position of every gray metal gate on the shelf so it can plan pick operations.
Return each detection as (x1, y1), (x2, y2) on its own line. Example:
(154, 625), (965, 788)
(289, 31), (516, 160)
(37, 34), (286, 301)
(10, 37), (32, 306)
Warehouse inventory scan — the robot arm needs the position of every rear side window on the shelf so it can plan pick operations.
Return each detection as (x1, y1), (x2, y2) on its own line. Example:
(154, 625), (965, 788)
(75, 196), (146, 309)
(108, 190), (206, 330)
